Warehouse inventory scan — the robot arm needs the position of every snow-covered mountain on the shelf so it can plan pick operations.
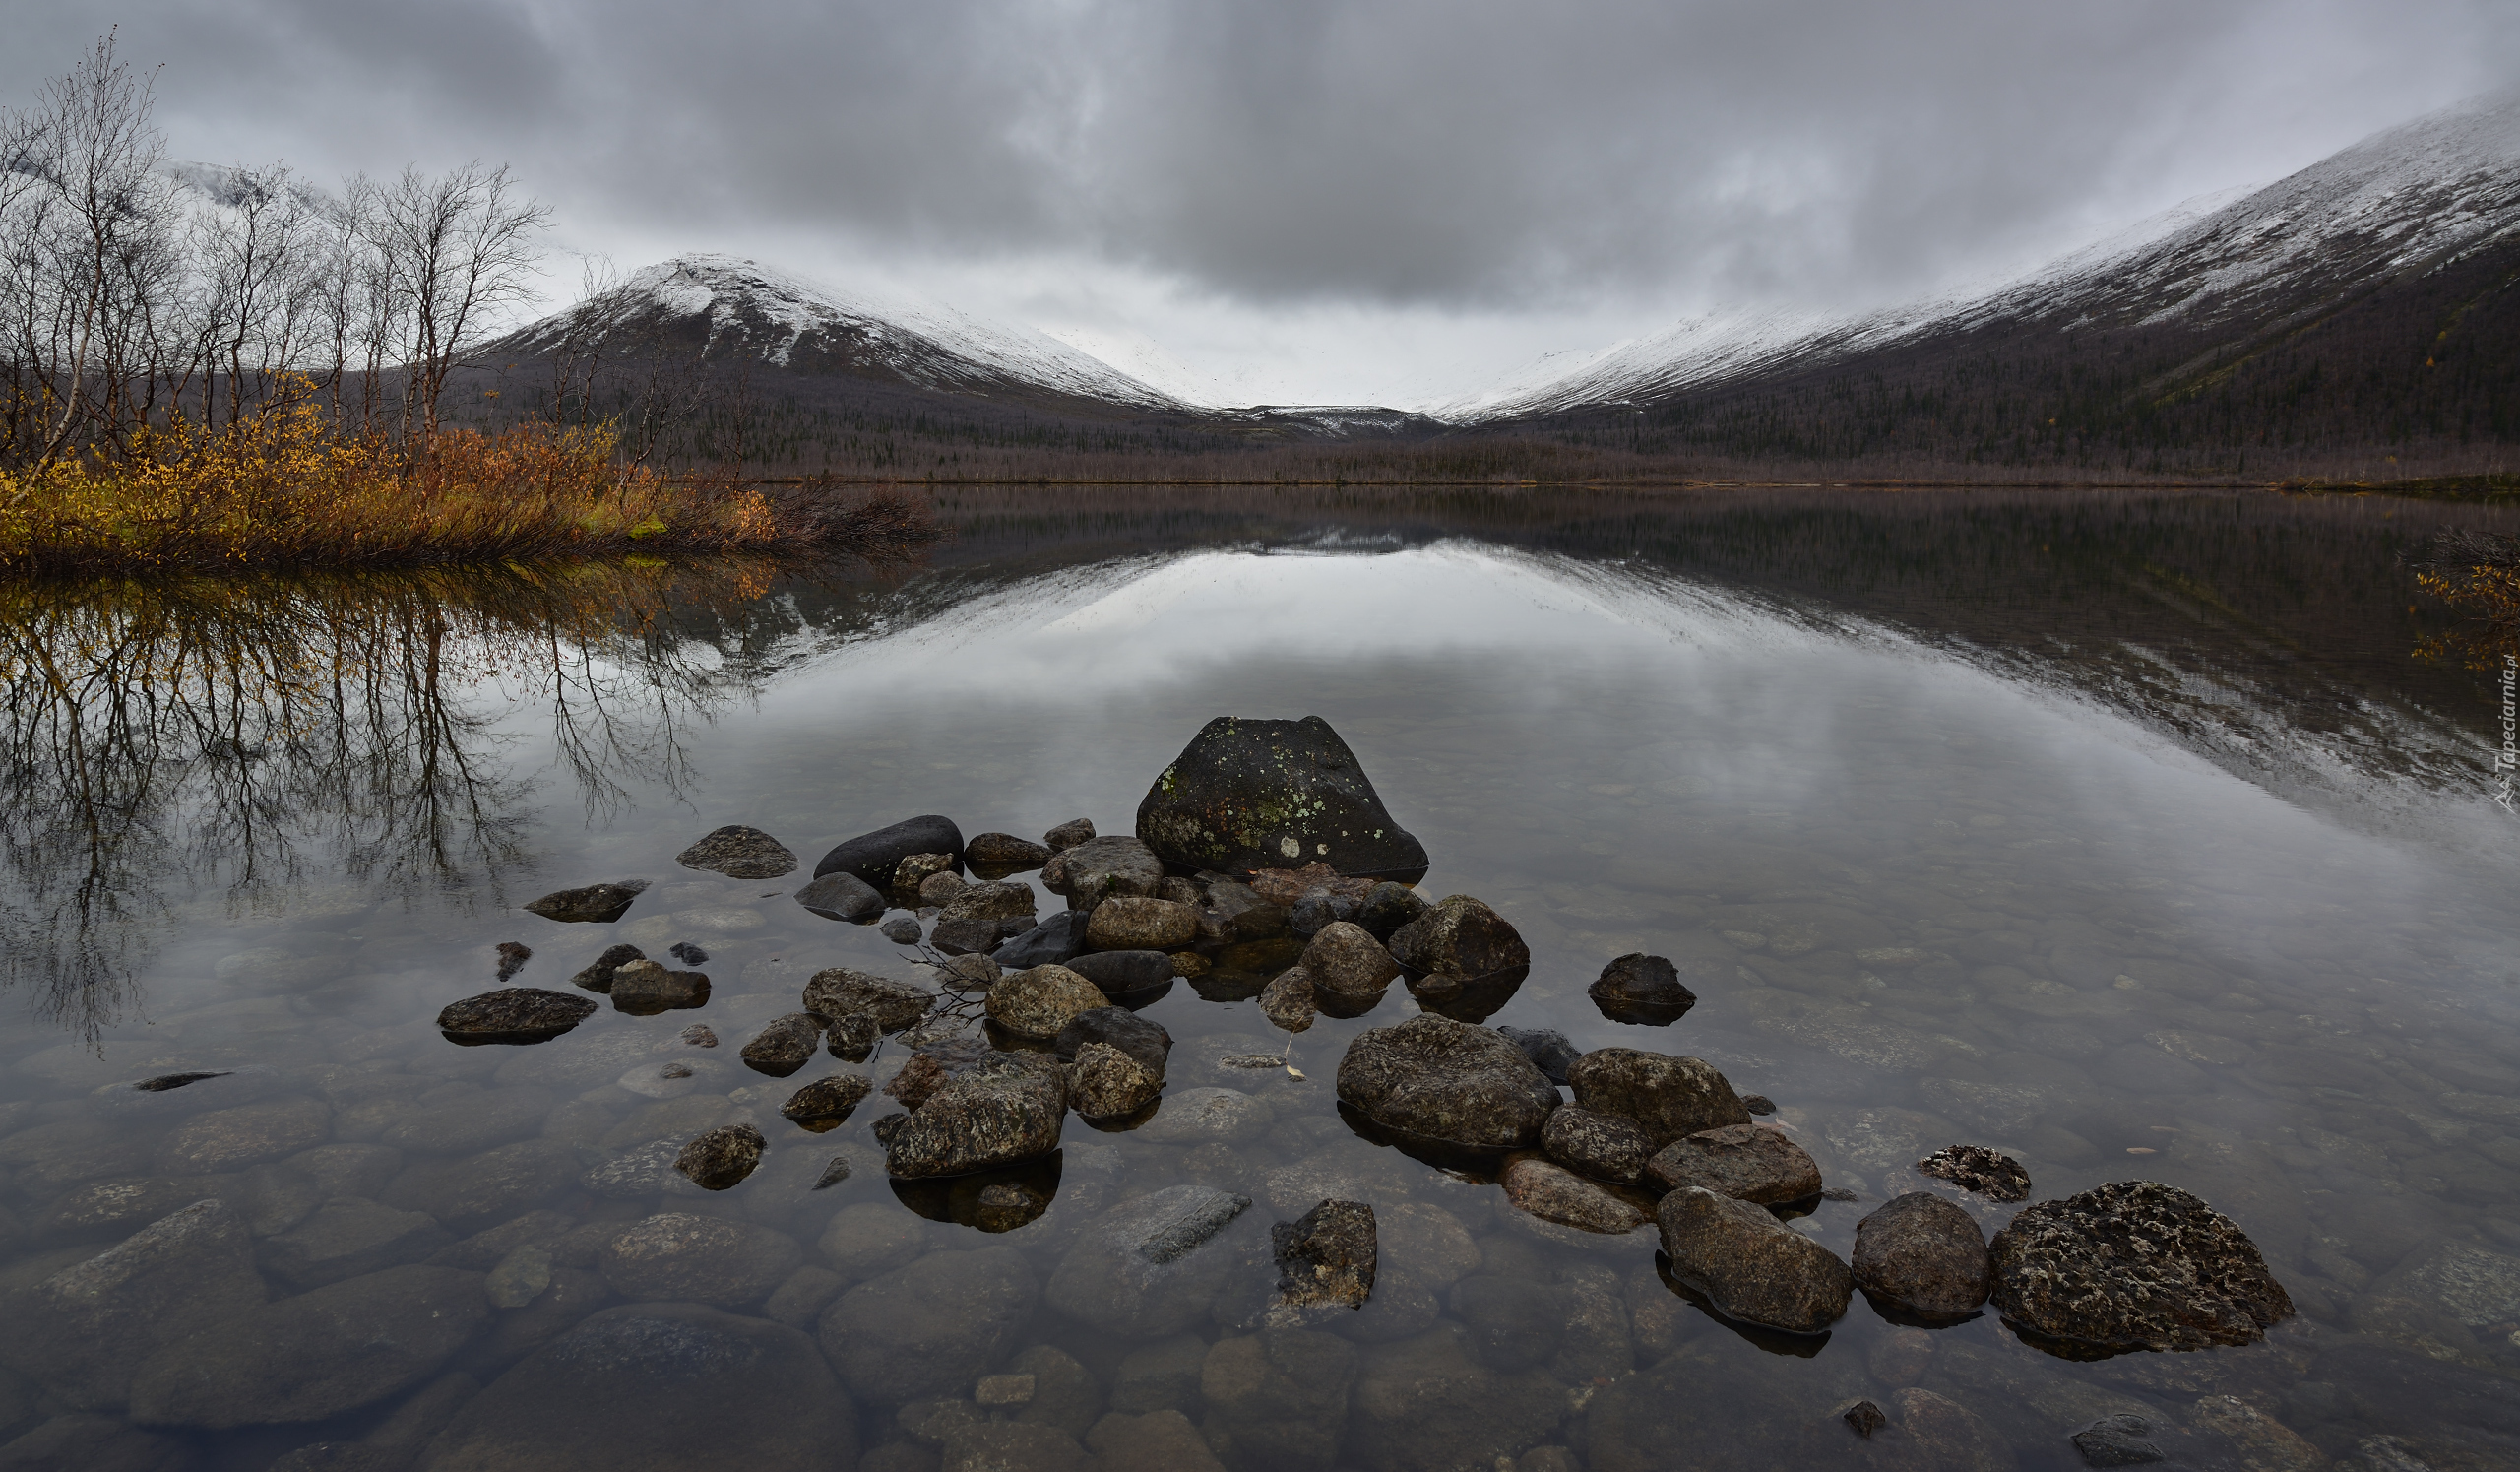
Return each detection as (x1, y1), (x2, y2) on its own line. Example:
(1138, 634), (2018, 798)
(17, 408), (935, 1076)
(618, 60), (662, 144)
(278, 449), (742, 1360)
(1444, 91), (2520, 422)
(494, 254), (1189, 413)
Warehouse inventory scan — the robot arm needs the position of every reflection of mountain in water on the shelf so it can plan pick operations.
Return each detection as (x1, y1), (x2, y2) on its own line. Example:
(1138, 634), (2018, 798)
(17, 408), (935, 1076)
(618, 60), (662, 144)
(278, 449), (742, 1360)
(0, 565), (793, 1038)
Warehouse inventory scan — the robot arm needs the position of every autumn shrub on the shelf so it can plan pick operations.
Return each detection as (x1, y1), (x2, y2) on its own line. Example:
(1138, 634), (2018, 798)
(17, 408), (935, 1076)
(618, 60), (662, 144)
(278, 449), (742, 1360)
(2410, 527), (2520, 668)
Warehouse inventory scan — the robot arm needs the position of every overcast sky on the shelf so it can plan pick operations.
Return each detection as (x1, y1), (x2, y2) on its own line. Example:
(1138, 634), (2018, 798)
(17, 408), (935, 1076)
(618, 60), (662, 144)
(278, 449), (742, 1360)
(8, 2), (2516, 404)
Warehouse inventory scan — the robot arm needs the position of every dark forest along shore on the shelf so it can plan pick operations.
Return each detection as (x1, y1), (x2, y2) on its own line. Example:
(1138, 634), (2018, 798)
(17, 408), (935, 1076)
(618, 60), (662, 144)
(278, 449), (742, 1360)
(2, 488), (2519, 1472)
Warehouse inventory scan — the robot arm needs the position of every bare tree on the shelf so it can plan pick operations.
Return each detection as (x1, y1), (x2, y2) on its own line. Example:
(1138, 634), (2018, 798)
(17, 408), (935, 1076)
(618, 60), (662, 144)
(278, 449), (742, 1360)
(378, 161), (550, 444)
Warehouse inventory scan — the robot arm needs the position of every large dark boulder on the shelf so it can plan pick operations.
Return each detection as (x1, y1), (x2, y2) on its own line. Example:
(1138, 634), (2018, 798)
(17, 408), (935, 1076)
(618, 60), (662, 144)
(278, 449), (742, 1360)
(1134, 716), (1427, 880)
(1853, 1192), (1992, 1317)
(418, 1303), (856, 1472)
(1989, 1180), (2293, 1352)
(1335, 1014), (1558, 1150)
(1567, 1049), (1750, 1148)
(1656, 1186), (1852, 1335)
(812, 814), (963, 886)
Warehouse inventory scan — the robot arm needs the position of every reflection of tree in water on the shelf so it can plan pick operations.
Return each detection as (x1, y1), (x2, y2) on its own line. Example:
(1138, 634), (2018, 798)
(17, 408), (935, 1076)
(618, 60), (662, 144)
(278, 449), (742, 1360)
(0, 561), (801, 1041)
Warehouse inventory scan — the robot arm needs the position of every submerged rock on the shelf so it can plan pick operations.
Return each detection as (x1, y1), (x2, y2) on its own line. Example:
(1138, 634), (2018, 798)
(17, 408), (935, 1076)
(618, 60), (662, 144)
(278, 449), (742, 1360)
(1642, 1124), (1822, 1204)
(599, 1213), (801, 1306)
(1587, 952), (1698, 1025)
(794, 870), (885, 922)
(885, 1052), (1068, 1178)
(1853, 1192), (1992, 1317)
(966, 831), (1053, 870)
(1045, 1184), (1254, 1338)
(436, 988), (598, 1043)
(1134, 715), (1429, 879)
(1542, 1107), (1655, 1184)
(128, 1264), (485, 1429)
(781, 1075), (873, 1130)
(674, 1123), (766, 1191)
(419, 1304), (856, 1472)
(1501, 1156), (1652, 1237)
(1656, 1186), (1853, 1335)
(801, 968), (934, 1031)
(813, 813), (964, 886)
(523, 879), (648, 924)
(1916, 1144), (2033, 1202)
(821, 1246), (1039, 1403)
(675, 824), (797, 878)
(1567, 1049), (1750, 1148)
(1273, 1199), (1377, 1315)
(1337, 1014), (1559, 1150)
(738, 1012), (823, 1076)
(996, 911), (1092, 969)
(985, 964), (1108, 1040)
(0, 1197), (267, 1411)
(569, 942), (647, 992)
(1988, 1181), (2293, 1352)
(1387, 894), (1529, 980)
(1041, 834), (1166, 904)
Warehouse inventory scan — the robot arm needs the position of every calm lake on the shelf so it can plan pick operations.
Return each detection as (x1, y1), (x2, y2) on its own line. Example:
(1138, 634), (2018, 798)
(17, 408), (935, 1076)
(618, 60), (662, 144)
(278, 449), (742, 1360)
(4, 485), (2519, 1472)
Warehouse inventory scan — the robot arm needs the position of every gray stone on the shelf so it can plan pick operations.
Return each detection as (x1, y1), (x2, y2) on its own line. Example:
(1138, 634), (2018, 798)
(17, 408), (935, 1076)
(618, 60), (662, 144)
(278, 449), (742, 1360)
(984, 965), (1107, 1040)
(1495, 1027), (1580, 1086)
(0, 1198), (266, 1411)
(598, 1213), (801, 1306)
(1273, 1199), (1376, 1314)
(1989, 1181), (2293, 1352)
(484, 1244), (553, 1309)
(803, 969), (935, 1032)
(1916, 1144), (2032, 1202)
(380, 1140), (580, 1231)
(522, 880), (648, 924)
(259, 1198), (453, 1290)
(893, 853), (956, 892)
(1500, 1157), (1651, 1237)
(782, 1074), (873, 1129)
(879, 917), (923, 945)
(0, 1414), (192, 1472)
(1541, 1107), (1654, 1184)
(1065, 1044), (1164, 1120)
(1587, 952), (1698, 1024)
(885, 1053), (1067, 1179)
(1053, 1008), (1171, 1078)
(1040, 835), (1165, 905)
(673, 1123), (765, 1190)
(417, 1303), (856, 1472)
(128, 1265), (485, 1429)
(738, 1013), (823, 1076)
(1387, 895), (1528, 979)
(580, 1139), (698, 1200)
(995, 912), (1091, 970)
(1134, 715), (1428, 879)
(1567, 1049), (1750, 1148)
(1336, 1014), (1558, 1150)
(814, 814), (964, 886)
(568, 942), (646, 993)
(1300, 922), (1401, 1000)
(1085, 898), (1200, 952)
(1447, 1275), (1562, 1370)
(942, 880), (1038, 923)
(821, 1246), (1039, 1403)
(917, 870), (969, 906)
(826, 1012), (880, 1062)
(675, 824), (796, 879)
(938, 1424), (1085, 1471)
(795, 870), (886, 922)
(1259, 969), (1316, 1032)
(376, 1088), (552, 1156)
(1655, 1186), (1852, 1334)
(1853, 1192), (1993, 1316)
(1047, 1184), (1254, 1338)
(1088, 1409), (1228, 1472)
(1642, 1123), (1822, 1203)
(1110, 1335), (1208, 1414)
(604, 962), (708, 1014)
(1355, 882), (1427, 938)
(1043, 818), (1095, 852)
(1061, 948), (1170, 995)
(818, 1200), (929, 1282)
(157, 1098), (334, 1174)
(2071, 1412), (2168, 1466)
(1347, 1329), (1563, 1472)
(966, 832), (1053, 870)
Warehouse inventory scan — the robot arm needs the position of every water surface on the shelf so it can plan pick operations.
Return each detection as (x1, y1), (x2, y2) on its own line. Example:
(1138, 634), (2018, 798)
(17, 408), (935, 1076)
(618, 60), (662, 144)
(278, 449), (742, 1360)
(4, 487), (2519, 1471)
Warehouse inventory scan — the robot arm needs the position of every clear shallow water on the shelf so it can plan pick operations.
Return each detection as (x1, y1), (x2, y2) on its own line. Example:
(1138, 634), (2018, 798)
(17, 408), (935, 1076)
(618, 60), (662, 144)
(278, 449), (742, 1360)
(4, 488), (2520, 1471)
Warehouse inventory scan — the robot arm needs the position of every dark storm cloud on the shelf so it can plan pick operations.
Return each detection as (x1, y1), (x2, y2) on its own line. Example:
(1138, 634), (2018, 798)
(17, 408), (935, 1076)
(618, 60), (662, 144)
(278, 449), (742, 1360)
(8, 1), (2516, 312)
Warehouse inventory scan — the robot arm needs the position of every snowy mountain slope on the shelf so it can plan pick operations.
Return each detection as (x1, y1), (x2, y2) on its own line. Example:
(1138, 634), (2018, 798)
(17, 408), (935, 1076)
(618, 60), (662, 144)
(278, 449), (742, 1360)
(1449, 91), (2520, 422)
(494, 254), (1189, 413)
